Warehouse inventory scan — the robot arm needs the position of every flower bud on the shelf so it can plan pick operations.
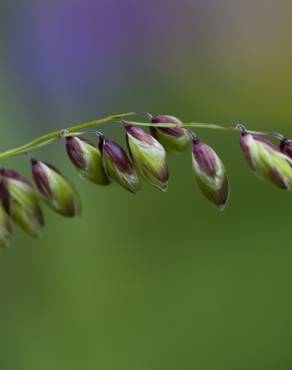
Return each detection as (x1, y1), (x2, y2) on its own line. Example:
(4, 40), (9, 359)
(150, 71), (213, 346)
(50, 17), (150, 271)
(192, 136), (229, 209)
(99, 136), (141, 193)
(125, 125), (169, 191)
(31, 159), (81, 217)
(0, 169), (44, 237)
(150, 115), (190, 153)
(66, 136), (110, 185)
(280, 139), (292, 159)
(240, 133), (292, 190)
(0, 204), (12, 247)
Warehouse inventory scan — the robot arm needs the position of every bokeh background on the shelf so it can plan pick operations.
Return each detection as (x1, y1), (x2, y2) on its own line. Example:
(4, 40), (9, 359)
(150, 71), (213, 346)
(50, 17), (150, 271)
(0, 1), (292, 369)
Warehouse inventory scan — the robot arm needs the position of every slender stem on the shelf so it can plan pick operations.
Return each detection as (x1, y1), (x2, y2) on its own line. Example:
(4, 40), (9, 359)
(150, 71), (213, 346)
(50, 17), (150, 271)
(0, 112), (135, 159)
(122, 120), (230, 130)
(121, 120), (269, 136)
(0, 112), (281, 160)
(2, 132), (86, 159)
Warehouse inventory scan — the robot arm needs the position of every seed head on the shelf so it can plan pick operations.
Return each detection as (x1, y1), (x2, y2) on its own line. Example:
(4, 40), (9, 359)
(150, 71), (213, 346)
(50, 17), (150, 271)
(31, 159), (81, 217)
(99, 136), (141, 193)
(66, 136), (110, 185)
(150, 115), (190, 153)
(125, 124), (169, 191)
(280, 138), (292, 159)
(0, 169), (44, 237)
(191, 136), (229, 209)
(240, 133), (292, 190)
(0, 204), (12, 247)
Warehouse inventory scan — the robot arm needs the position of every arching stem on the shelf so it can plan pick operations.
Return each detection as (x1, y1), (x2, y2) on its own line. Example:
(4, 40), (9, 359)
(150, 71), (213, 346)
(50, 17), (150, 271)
(0, 112), (283, 160)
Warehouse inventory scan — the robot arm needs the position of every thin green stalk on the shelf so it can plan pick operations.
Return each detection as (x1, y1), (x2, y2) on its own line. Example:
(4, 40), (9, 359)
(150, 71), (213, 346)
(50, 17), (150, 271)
(2, 132), (86, 159)
(121, 120), (269, 136)
(0, 112), (135, 160)
(0, 112), (277, 160)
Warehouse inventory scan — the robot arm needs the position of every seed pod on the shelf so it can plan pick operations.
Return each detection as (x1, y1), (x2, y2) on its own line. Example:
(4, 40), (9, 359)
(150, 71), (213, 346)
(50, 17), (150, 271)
(240, 133), (292, 190)
(125, 125), (169, 191)
(191, 136), (229, 209)
(280, 139), (292, 159)
(0, 169), (44, 237)
(0, 204), (12, 247)
(66, 136), (110, 185)
(31, 159), (81, 217)
(99, 136), (141, 193)
(150, 115), (190, 153)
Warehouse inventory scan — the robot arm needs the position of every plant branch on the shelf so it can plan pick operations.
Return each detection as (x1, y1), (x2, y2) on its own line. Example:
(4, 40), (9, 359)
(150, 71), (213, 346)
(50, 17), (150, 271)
(121, 120), (269, 136)
(0, 112), (280, 160)
(0, 112), (135, 159)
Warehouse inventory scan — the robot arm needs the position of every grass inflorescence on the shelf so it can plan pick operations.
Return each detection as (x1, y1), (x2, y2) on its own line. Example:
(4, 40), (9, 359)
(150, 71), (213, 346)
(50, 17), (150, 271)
(0, 112), (291, 247)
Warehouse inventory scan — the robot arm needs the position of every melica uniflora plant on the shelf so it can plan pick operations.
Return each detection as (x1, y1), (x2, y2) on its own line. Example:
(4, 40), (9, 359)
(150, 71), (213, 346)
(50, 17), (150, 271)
(0, 112), (291, 247)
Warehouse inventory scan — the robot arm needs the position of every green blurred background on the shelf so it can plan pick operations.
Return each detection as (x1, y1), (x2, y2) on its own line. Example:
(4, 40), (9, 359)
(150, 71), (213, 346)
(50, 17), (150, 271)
(0, 1), (292, 369)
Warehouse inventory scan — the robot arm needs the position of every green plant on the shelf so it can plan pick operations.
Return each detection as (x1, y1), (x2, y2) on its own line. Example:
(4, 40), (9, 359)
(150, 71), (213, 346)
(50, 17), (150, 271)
(0, 112), (291, 247)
